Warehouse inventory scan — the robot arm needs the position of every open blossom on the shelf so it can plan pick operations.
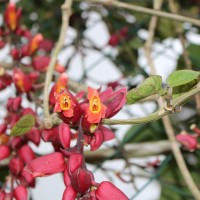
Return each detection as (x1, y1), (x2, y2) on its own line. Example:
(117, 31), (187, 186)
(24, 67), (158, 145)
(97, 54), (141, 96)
(54, 89), (75, 118)
(4, 2), (21, 31)
(86, 87), (106, 124)
(54, 88), (81, 125)
(49, 73), (68, 105)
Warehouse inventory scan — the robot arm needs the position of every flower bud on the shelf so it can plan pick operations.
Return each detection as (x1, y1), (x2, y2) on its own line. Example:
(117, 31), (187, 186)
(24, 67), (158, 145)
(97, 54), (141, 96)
(63, 167), (71, 187)
(0, 145), (10, 161)
(32, 56), (50, 72)
(71, 169), (93, 194)
(25, 152), (66, 177)
(62, 186), (77, 200)
(176, 133), (197, 151)
(14, 185), (28, 200)
(19, 170), (35, 188)
(90, 130), (104, 151)
(25, 128), (41, 146)
(9, 157), (24, 175)
(13, 68), (32, 93)
(4, 3), (21, 31)
(96, 181), (128, 200)
(59, 123), (71, 148)
(68, 153), (83, 174)
(18, 145), (35, 164)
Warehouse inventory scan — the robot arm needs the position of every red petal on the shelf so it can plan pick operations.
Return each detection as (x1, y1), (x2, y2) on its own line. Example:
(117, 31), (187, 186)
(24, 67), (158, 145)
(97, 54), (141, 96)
(96, 181), (128, 200)
(103, 87), (127, 118)
(9, 157), (24, 175)
(18, 145), (35, 164)
(71, 169), (93, 194)
(176, 133), (197, 151)
(63, 167), (71, 187)
(25, 152), (66, 177)
(59, 123), (71, 148)
(99, 126), (115, 142)
(0, 145), (10, 161)
(62, 186), (77, 200)
(14, 185), (28, 200)
(68, 153), (83, 174)
(90, 130), (104, 151)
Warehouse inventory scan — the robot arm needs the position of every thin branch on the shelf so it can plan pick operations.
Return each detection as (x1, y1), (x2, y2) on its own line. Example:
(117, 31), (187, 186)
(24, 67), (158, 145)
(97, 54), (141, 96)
(79, 0), (200, 28)
(43, 0), (73, 120)
(84, 140), (173, 163)
(103, 86), (200, 125)
(161, 113), (200, 200)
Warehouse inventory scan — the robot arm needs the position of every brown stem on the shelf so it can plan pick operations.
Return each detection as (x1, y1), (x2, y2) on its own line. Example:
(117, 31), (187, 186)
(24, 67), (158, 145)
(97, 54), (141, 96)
(43, 0), (73, 120)
(80, 0), (200, 27)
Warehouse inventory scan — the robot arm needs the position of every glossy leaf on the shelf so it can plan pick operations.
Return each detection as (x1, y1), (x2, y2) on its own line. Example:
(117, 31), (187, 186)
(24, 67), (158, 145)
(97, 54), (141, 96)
(166, 70), (200, 87)
(10, 114), (35, 136)
(126, 75), (163, 104)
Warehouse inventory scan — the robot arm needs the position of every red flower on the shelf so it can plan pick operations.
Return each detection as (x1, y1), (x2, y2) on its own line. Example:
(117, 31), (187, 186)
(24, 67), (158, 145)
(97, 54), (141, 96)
(50, 73), (68, 105)
(25, 152), (66, 177)
(54, 89), (75, 118)
(4, 3), (22, 31)
(0, 145), (10, 161)
(176, 132), (197, 151)
(28, 33), (43, 55)
(13, 68), (32, 93)
(86, 87), (106, 124)
(96, 181), (128, 200)
(13, 185), (28, 200)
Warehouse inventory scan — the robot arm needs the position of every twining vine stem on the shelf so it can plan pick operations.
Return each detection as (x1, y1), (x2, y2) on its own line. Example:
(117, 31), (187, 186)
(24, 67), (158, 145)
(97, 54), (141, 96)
(103, 86), (200, 125)
(43, 0), (73, 121)
(76, 0), (200, 28)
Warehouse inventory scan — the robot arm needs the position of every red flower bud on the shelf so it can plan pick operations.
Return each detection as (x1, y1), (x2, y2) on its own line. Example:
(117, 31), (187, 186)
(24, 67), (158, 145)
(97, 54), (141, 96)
(108, 34), (119, 47)
(18, 145), (35, 164)
(62, 186), (77, 200)
(0, 124), (7, 135)
(13, 68), (32, 93)
(9, 157), (24, 175)
(27, 34), (43, 55)
(71, 169), (93, 194)
(68, 153), (83, 174)
(25, 128), (41, 146)
(96, 181), (128, 200)
(25, 152), (66, 177)
(59, 123), (71, 148)
(19, 170), (35, 188)
(4, 3), (22, 31)
(13, 185), (28, 200)
(63, 167), (71, 187)
(10, 137), (23, 150)
(0, 145), (10, 161)
(176, 133), (197, 151)
(0, 73), (12, 91)
(0, 40), (6, 49)
(90, 130), (104, 151)
(39, 39), (54, 52)
(0, 191), (6, 200)
(32, 56), (50, 72)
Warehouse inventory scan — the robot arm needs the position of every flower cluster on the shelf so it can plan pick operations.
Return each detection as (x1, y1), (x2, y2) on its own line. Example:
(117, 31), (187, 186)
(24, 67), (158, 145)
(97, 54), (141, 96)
(0, 2), (129, 200)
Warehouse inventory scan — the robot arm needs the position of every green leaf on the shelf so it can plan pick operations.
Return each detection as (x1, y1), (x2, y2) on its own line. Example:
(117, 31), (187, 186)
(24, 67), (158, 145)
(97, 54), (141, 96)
(166, 70), (200, 87)
(126, 75), (163, 104)
(10, 114), (35, 136)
